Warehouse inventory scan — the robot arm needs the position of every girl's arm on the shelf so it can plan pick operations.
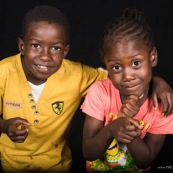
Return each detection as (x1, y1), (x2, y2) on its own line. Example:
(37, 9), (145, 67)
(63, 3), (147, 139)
(82, 115), (141, 161)
(126, 133), (166, 168)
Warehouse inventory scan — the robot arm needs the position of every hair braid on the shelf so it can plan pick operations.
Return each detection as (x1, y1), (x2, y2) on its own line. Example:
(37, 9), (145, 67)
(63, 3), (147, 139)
(100, 8), (155, 59)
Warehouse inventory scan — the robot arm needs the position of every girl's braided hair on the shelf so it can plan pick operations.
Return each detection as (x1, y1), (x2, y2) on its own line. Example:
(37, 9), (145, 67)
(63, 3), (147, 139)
(100, 8), (155, 59)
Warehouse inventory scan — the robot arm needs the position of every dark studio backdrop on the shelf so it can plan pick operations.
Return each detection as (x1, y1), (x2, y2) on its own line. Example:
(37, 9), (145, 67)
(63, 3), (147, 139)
(0, 0), (173, 172)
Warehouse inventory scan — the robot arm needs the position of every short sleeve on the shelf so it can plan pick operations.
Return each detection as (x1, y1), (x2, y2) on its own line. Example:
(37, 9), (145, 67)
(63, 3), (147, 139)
(148, 108), (173, 134)
(81, 81), (107, 121)
(79, 65), (108, 97)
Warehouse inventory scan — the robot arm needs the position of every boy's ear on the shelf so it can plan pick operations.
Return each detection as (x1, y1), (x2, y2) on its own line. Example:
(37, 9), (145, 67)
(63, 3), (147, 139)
(151, 47), (158, 67)
(17, 38), (25, 55)
(63, 44), (70, 58)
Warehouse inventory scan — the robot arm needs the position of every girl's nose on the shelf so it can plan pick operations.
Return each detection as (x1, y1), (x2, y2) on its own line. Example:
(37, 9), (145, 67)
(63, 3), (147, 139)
(123, 68), (135, 82)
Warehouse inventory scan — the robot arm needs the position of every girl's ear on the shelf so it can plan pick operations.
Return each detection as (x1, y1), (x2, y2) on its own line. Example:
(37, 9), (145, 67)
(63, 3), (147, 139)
(17, 38), (25, 55)
(151, 47), (158, 67)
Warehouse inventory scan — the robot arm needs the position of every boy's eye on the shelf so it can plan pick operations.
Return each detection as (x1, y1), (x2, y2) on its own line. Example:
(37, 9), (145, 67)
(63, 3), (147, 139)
(52, 46), (61, 51)
(32, 44), (40, 48)
(132, 61), (141, 66)
(113, 65), (121, 71)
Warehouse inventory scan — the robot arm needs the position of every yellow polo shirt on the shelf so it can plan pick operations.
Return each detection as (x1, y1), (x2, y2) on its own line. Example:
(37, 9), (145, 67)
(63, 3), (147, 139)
(0, 53), (107, 172)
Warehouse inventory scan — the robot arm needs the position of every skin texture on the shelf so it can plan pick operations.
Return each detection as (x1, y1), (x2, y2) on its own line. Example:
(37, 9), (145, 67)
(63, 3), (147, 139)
(151, 76), (173, 116)
(104, 38), (157, 104)
(0, 118), (31, 143)
(82, 38), (166, 168)
(0, 21), (70, 142)
(18, 21), (70, 85)
(0, 16), (173, 146)
(106, 38), (173, 116)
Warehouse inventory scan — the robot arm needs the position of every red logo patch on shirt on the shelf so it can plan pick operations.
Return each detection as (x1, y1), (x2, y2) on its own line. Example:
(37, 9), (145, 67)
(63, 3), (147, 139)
(5, 100), (22, 109)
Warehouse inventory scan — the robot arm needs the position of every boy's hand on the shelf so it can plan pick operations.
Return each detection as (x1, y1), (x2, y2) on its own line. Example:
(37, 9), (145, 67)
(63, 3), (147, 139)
(151, 76), (173, 116)
(1, 117), (31, 143)
(152, 89), (173, 117)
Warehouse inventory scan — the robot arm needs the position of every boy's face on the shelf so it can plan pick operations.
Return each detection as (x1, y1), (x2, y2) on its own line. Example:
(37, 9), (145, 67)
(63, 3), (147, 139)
(18, 21), (70, 84)
(104, 38), (157, 101)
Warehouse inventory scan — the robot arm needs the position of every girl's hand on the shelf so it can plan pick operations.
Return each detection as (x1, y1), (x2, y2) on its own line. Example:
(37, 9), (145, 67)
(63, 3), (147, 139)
(110, 117), (142, 143)
(120, 94), (143, 118)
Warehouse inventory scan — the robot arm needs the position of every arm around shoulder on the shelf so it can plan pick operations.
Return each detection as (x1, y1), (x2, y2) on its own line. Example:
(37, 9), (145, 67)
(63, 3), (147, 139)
(151, 76), (173, 116)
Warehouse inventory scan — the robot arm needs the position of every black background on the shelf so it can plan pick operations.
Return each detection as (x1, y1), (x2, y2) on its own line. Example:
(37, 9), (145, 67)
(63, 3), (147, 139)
(0, 0), (173, 172)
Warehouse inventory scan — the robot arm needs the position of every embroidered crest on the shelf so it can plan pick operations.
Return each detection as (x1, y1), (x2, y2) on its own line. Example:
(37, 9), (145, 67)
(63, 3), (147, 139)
(52, 101), (64, 115)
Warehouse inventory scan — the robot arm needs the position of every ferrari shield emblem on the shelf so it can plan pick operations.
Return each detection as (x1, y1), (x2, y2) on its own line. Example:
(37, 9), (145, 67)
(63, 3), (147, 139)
(52, 101), (64, 115)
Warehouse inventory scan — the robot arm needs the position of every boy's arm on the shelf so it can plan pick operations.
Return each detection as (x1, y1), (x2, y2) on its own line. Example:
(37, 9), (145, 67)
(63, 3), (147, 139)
(152, 76), (173, 116)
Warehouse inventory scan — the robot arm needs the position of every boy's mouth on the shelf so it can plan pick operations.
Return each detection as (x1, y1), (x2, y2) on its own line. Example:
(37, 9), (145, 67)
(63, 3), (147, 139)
(35, 64), (50, 73)
(37, 64), (48, 69)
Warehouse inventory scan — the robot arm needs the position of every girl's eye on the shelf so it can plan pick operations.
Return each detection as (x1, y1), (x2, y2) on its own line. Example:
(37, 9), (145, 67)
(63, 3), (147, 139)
(113, 65), (121, 71)
(132, 61), (141, 66)
(32, 44), (40, 48)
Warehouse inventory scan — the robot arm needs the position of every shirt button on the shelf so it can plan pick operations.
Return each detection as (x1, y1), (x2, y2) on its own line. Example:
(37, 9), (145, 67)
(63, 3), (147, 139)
(28, 93), (33, 98)
(30, 99), (35, 103)
(34, 110), (39, 115)
(34, 119), (39, 124)
(31, 105), (36, 109)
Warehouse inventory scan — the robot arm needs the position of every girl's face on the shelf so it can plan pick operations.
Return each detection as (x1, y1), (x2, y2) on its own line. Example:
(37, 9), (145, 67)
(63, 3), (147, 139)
(18, 21), (70, 85)
(103, 38), (158, 103)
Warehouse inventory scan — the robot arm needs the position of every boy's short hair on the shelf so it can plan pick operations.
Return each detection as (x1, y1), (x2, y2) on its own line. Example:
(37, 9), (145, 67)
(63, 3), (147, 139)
(20, 5), (70, 43)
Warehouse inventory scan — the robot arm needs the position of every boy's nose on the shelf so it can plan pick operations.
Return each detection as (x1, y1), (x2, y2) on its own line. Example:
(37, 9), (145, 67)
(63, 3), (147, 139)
(39, 49), (51, 60)
(39, 55), (50, 61)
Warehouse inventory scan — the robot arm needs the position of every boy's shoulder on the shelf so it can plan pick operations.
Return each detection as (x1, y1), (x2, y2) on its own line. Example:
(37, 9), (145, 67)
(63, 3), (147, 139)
(0, 53), (20, 70)
(61, 58), (108, 77)
(0, 53), (18, 64)
(0, 53), (22, 78)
